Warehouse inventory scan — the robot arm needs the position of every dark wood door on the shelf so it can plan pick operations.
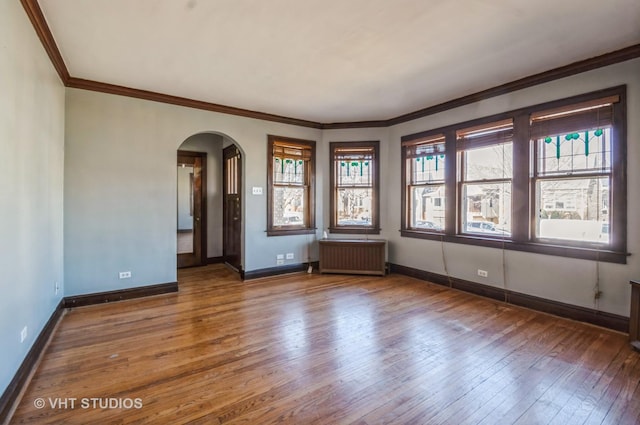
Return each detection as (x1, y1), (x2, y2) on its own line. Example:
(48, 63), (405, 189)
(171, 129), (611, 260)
(177, 151), (207, 268)
(223, 145), (242, 272)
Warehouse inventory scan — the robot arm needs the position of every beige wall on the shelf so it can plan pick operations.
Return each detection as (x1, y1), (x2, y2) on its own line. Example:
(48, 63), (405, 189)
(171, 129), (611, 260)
(63, 57), (639, 318)
(64, 88), (323, 297)
(386, 58), (640, 316)
(0, 0), (66, 395)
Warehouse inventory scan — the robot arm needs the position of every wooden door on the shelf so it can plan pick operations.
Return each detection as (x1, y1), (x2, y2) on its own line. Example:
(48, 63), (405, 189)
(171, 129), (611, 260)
(223, 145), (242, 271)
(177, 151), (207, 268)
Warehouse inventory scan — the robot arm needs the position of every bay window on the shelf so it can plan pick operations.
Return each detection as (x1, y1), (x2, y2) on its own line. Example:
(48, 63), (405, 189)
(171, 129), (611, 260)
(400, 86), (627, 263)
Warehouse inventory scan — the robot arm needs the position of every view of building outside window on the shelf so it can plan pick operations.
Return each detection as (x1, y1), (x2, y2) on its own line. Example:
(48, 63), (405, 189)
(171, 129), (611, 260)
(407, 139), (445, 231)
(333, 145), (376, 228)
(536, 127), (611, 243)
(273, 150), (307, 226)
(461, 143), (512, 236)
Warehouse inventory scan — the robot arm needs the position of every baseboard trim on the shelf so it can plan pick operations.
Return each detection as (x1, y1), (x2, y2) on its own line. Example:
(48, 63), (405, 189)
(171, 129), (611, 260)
(64, 282), (178, 308)
(0, 299), (65, 423)
(389, 263), (629, 333)
(244, 261), (320, 280)
(207, 256), (224, 265)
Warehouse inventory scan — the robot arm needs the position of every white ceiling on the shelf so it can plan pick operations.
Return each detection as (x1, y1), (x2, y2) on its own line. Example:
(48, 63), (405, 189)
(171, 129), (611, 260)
(38, 0), (640, 123)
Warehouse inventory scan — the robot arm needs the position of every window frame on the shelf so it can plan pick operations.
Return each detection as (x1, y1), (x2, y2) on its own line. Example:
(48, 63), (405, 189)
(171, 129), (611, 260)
(457, 120), (514, 239)
(400, 85), (627, 264)
(267, 135), (316, 236)
(401, 133), (447, 233)
(329, 141), (380, 234)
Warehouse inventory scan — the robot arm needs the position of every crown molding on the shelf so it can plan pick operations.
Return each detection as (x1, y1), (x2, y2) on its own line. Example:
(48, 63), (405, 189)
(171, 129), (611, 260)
(383, 43), (640, 127)
(66, 77), (323, 129)
(20, 1), (640, 130)
(21, 0), (70, 83)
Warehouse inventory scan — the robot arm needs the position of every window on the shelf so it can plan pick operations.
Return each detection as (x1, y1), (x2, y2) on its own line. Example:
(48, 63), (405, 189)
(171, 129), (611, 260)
(531, 96), (617, 245)
(267, 135), (315, 236)
(402, 134), (446, 232)
(329, 141), (380, 234)
(400, 86), (627, 263)
(457, 120), (513, 237)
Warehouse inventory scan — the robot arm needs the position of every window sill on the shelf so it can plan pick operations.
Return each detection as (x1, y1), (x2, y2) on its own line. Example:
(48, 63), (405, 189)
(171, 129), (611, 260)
(267, 228), (316, 237)
(399, 230), (627, 264)
(329, 227), (381, 235)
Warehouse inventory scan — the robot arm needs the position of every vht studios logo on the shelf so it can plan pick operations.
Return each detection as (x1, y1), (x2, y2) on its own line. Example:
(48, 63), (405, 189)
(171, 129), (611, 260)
(34, 397), (143, 410)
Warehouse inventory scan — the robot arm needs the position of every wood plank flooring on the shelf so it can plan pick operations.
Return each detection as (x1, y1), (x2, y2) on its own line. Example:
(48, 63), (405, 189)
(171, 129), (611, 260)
(9, 264), (640, 424)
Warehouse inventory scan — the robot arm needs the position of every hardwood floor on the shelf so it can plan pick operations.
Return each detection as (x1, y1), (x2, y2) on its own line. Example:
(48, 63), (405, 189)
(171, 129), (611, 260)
(9, 264), (640, 424)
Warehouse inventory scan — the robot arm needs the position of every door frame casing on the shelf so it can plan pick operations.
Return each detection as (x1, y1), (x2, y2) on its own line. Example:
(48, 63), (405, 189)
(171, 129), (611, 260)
(177, 150), (207, 268)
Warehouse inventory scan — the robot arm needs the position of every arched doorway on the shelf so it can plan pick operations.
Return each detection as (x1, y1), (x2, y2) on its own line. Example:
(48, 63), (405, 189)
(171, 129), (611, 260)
(177, 133), (244, 272)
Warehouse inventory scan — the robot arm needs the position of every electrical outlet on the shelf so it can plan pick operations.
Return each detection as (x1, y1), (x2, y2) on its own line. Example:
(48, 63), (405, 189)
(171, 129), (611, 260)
(21, 326), (27, 343)
(477, 269), (488, 278)
(276, 254), (284, 260)
(286, 253), (294, 260)
(119, 271), (132, 279)
(252, 187), (263, 195)
(276, 259), (285, 265)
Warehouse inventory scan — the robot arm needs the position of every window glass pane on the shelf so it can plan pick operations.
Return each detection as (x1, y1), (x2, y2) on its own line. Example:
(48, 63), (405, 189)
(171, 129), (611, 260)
(274, 157), (305, 184)
(336, 160), (372, 187)
(462, 182), (511, 236)
(410, 185), (445, 230)
(410, 154), (445, 184)
(273, 187), (305, 226)
(336, 188), (372, 226)
(537, 127), (611, 176)
(464, 143), (512, 181)
(537, 177), (609, 243)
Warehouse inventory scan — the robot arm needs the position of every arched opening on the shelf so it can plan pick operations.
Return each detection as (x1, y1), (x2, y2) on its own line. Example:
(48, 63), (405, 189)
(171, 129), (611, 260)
(176, 132), (244, 273)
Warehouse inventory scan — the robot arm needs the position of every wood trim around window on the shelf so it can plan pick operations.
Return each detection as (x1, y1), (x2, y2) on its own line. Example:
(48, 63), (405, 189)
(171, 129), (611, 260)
(329, 141), (380, 234)
(267, 135), (316, 236)
(400, 85), (628, 264)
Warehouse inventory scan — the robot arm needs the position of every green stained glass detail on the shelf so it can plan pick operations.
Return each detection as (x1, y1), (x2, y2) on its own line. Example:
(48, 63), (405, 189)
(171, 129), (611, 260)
(364, 162), (369, 166)
(595, 129), (603, 137)
(426, 155), (433, 160)
(572, 133), (580, 140)
(544, 137), (552, 144)
(416, 158), (421, 162)
(285, 159), (292, 164)
(351, 162), (358, 166)
(584, 131), (589, 157)
(341, 162), (345, 167)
